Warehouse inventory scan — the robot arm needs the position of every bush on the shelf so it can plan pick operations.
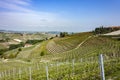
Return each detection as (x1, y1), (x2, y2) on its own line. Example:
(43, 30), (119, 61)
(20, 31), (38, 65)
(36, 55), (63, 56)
(40, 51), (45, 56)
(0, 49), (8, 55)
(0, 39), (5, 42)
(93, 26), (120, 34)
(18, 48), (22, 51)
(50, 37), (54, 39)
(9, 42), (25, 50)
(9, 54), (15, 58)
(26, 40), (44, 45)
(60, 32), (69, 37)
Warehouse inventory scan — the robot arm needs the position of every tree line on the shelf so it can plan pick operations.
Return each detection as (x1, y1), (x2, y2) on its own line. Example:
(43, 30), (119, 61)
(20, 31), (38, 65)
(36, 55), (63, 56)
(93, 26), (120, 34)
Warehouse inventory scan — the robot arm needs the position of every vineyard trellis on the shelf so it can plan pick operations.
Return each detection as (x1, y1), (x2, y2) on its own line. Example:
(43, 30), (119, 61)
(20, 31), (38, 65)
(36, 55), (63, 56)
(0, 53), (120, 80)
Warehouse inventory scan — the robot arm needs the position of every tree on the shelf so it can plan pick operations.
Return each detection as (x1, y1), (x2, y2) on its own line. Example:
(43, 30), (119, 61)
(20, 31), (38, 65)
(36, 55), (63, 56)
(5, 38), (10, 42)
(40, 51), (45, 56)
(60, 32), (68, 37)
(56, 35), (58, 37)
(94, 26), (120, 34)
(18, 48), (22, 52)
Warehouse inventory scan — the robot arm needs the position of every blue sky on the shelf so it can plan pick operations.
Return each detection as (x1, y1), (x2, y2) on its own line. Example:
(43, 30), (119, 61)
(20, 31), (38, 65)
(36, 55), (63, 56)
(0, 0), (120, 32)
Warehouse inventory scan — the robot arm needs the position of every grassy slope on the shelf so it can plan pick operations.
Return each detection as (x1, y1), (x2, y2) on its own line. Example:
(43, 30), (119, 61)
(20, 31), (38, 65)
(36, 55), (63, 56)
(0, 32), (120, 79)
(44, 34), (120, 79)
(47, 32), (92, 54)
(3, 40), (49, 59)
(0, 32), (54, 50)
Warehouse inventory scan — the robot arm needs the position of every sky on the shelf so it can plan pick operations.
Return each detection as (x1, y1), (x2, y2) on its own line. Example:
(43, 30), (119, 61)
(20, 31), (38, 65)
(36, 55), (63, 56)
(0, 0), (120, 32)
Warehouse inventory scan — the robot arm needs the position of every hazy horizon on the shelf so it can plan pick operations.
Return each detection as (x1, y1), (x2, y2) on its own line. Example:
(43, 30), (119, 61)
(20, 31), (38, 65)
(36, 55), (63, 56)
(0, 0), (120, 32)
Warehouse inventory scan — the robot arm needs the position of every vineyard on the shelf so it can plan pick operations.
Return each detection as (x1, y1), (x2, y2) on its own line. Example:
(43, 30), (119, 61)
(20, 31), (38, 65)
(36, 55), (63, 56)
(47, 32), (92, 53)
(0, 54), (120, 80)
(0, 32), (120, 79)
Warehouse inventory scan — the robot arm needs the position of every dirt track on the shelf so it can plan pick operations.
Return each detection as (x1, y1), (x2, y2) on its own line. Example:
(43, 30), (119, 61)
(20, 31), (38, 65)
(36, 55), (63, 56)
(104, 30), (120, 35)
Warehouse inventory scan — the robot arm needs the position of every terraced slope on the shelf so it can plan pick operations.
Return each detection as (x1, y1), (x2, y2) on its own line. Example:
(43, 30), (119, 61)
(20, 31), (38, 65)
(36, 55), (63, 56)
(47, 32), (92, 53)
(43, 35), (120, 62)
(0, 32), (120, 80)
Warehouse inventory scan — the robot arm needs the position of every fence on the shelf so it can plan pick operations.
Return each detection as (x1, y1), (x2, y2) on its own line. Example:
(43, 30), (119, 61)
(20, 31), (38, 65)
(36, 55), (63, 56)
(0, 54), (120, 80)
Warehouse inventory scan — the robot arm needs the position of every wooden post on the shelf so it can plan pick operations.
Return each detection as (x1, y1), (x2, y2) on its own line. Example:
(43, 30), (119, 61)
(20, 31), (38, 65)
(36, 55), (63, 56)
(2, 72), (5, 78)
(29, 67), (32, 80)
(99, 54), (105, 80)
(19, 68), (21, 79)
(72, 59), (75, 75)
(37, 63), (39, 70)
(0, 73), (1, 79)
(5, 70), (7, 77)
(80, 58), (83, 62)
(56, 62), (58, 74)
(46, 65), (49, 80)
(8, 70), (10, 77)
(13, 68), (15, 79)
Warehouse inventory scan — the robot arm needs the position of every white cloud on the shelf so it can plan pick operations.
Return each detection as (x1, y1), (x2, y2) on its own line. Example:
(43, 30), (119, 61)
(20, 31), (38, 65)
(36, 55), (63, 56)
(4, 0), (31, 6)
(0, 0), (33, 12)
(0, 0), (82, 31)
(0, 11), (72, 30)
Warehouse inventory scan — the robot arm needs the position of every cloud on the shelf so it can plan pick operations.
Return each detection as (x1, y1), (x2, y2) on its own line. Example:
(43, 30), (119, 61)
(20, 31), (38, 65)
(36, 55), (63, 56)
(4, 0), (31, 6)
(0, 11), (72, 31)
(0, 0), (81, 31)
(0, 0), (33, 12)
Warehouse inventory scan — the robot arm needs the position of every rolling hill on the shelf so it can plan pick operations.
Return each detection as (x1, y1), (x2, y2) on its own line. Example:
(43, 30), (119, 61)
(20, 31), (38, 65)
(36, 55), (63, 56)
(0, 31), (120, 80)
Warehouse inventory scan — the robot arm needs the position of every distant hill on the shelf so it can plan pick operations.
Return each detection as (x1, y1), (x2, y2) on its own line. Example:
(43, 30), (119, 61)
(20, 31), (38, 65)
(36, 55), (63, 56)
(47, 31), (61, 35)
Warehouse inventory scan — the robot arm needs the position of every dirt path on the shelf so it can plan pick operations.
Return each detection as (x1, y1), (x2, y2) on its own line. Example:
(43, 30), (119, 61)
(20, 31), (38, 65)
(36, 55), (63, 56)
(104, 30), (120, 35)
(75, 36), (92, 49)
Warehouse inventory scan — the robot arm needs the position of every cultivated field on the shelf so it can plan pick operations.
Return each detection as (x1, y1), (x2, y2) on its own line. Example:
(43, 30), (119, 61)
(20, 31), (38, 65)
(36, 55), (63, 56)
(0, 31), (120, 80)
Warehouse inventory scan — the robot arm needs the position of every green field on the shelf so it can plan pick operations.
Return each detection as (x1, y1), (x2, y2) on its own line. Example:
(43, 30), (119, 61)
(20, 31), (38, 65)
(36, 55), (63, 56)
(0, 32), (120, 80)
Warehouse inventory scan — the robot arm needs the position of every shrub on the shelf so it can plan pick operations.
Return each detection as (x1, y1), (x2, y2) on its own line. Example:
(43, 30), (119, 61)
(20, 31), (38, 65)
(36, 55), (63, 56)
(9, 42), (25, 50)
(60, 32), (69, 37)
(40, 51), (45, 56)
(0, 49), (8, 55)
(93, 26), (120, 34)
(18, 48), (22, 51)
(26, 40), (44, 45)
(50, 37), (54, 39)
(9, 54), (15, 58)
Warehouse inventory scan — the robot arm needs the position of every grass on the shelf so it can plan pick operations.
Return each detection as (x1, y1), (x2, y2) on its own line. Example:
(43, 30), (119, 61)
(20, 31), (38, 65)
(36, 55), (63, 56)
(0, 57), (119, 80)
(0, 32), (120, 79)
(47, 32), (92, 54)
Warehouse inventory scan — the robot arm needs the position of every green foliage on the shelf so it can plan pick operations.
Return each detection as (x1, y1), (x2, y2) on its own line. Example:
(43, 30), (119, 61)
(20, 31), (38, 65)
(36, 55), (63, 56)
(9, 53), (15, 58)
(18, 48), (22, 52)
(0, 58), (119, 80)
(0, 32), (120, 80)
(50, 37), (54, 39)
(26, 39), (44, 45)
(40, 51), (45, 56)
(0, 49), (8, 56)
(0, 39), (5, 42)
(0, 38), (10, 42)
(5, 38), (10, 42)
(93, 26), (120, 34)
(9, 42), (25, 50)
(26, 59), (31, 62)
(56, 35), (58, 37)
(60, 32), (69, 37)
